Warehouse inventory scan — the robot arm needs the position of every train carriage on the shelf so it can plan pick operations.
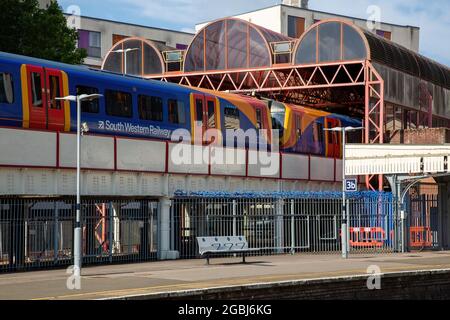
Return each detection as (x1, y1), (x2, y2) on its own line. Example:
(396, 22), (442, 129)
(0, 51), (361, 158)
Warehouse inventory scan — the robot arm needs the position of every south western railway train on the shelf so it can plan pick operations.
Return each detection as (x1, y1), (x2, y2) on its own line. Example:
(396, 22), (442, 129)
(0, 51), (361, 158)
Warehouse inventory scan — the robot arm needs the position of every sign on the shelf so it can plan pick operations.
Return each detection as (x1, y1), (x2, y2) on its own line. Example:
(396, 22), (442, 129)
(345, 179), (358, 192)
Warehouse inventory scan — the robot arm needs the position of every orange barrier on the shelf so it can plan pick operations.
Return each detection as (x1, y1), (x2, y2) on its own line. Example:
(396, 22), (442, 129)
(349, 227), (385, 248)
(410, 226), (432, 248)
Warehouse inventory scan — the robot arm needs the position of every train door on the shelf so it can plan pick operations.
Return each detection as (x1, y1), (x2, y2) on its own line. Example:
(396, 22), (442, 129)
(325, 118), (341, 158)
(192, 93), (219, 145)
(25, 65), (65, 131)
(45, 68), (65, 131)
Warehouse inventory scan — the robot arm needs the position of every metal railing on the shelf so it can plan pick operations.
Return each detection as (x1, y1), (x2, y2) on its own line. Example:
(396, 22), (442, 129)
(170, 194), (395, 259)
(0, 198), (158, 272)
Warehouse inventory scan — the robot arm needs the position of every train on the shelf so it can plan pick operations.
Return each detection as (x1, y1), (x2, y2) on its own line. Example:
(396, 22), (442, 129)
(0, 51), (361, 157)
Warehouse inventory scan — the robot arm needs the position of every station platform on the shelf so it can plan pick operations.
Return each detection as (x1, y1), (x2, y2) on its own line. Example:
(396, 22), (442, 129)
(1, 251), (450, 300)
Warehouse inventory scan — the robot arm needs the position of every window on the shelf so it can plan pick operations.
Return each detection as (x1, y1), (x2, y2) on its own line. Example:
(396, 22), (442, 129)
(78, 30), (101, 58)
(113, 34), (128, 45)
(48, 75), (61, 110)
(31, 72), (43, 107)
(288, 16), (305, 38)
(138, 95), (163, 121)
(376, 30), (392, 41)
(77, 86), (99, 113)
(168, 99), (186, 124)
(0, 73), (14, 104)
(313, 121), (324, 143)
(195, 99), (203, 122)
(296, 115), (302, 138)
(105, 90), (132, 118)
(319, 22), (341, 62)
(207, 100), (216, 128)
(224, 106), (240, 130)
(256, 109), (262, 129)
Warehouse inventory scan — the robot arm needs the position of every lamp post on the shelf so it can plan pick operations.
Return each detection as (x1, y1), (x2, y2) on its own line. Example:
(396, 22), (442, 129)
(324, 126), (364, 259)
(56, 94), (102, 278)
(110, 48), (139, 75)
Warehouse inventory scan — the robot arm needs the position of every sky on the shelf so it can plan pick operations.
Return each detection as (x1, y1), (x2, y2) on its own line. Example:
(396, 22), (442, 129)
(57, 0), (450, 66)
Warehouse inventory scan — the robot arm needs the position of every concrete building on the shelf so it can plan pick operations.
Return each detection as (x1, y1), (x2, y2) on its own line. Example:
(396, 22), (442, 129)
(196, 0), (420, 52)
(69, 15), (194, 68)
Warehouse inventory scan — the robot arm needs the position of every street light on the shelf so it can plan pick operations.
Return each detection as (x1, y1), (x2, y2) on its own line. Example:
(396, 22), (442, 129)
(324, 126), (364, 259)
(110, 48), (140, 75)
(56, 94), (102, 278)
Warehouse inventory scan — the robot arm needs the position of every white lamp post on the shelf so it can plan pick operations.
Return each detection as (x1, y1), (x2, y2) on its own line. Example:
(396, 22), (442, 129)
(56, 94), (102, 278)
(110, 48), (140, 75)
(324, 126), (364, 259)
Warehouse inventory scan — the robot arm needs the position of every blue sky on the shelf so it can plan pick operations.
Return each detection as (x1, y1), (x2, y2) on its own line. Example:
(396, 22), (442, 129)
(57, 0), (450, 66)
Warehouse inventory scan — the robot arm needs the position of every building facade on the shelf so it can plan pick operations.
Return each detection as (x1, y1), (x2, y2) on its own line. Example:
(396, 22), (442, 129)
(196, 3), (420, 52)
(69, 15), (193, 68)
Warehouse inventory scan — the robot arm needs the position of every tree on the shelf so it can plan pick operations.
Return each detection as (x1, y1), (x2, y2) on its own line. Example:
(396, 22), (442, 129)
(0, 0), (87, 64)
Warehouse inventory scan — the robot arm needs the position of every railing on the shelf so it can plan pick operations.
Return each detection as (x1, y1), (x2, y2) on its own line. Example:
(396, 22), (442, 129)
(0, 198), (158, 273)
(170, 194), (395, 259)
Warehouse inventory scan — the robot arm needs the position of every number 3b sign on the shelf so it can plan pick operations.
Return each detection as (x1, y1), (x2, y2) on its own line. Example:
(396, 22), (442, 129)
(345, 179), (358, 192)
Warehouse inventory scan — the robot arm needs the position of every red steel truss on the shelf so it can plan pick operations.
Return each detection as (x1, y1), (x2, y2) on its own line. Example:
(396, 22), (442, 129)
(148, 59), (384, 190)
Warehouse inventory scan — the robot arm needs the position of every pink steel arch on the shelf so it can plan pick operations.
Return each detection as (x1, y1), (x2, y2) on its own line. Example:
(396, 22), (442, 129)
(101, 37), (166, 76)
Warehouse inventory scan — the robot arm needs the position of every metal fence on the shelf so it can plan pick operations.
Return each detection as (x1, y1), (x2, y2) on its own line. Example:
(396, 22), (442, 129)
(0, 198), (158, 272)
(170, 193), (395, 259)
(406, 192), (440, 250)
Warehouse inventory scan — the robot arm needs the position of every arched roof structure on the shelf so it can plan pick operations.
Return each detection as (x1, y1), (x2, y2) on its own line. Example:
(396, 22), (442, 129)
(184, 18), (293, 72)
(101, 37), (168, 76)
(293, 19), (450, 89)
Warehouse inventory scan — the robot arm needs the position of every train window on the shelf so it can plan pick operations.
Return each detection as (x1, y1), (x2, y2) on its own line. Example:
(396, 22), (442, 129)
(313, 122), (324, 143)
(105, 89), (132, 118)
(138, 95), (163, 121)
(48, 75), (61, 110)
(0, 73), (14, 104)
(296, 115), (302, 137)
(224, 106), (240, 130)
(31, 72), (42, 107)
(207, 100), (216, 128)
(256, 109), (262, 129)
(168, 99), (186, 124)
(195, 99), (203, 122)
(76, 86), (99, 113)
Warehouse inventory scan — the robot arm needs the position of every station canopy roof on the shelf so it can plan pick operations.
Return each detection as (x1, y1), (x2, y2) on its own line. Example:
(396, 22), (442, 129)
(102, 37), (171, 76)
(184, 18), (293, 72)
(293, 19), (450, 89)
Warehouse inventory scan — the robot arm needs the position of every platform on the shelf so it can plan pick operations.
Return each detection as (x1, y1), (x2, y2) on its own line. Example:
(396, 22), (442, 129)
(1, 252), (450, 300)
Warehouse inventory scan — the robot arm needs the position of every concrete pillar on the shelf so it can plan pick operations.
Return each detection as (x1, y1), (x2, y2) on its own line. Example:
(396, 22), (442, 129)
(157, 197), (178, 260)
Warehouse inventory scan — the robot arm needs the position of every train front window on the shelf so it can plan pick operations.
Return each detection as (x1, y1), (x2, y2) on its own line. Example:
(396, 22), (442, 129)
(0, 73), (14, 104)
(77, 86), (99, 113)
(256, 109), (262, 130)
(270, 103), (285, 139)
(31, 72), (42, 107)
(168, 99), (186, 124)
(224, 106), (240, 130)
(138, 95), (163, 121)
(105, 89), (133, 118)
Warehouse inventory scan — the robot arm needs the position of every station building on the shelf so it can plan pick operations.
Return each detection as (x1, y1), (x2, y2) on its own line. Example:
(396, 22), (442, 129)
(196, 0), (420, 52)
